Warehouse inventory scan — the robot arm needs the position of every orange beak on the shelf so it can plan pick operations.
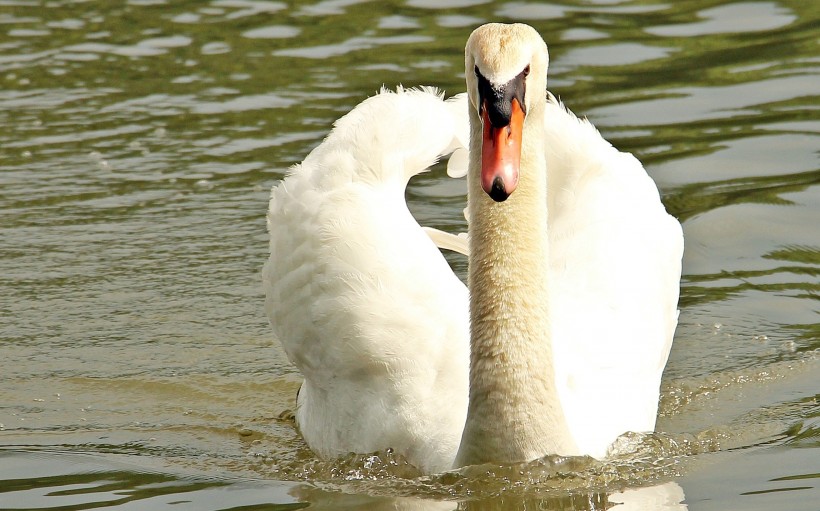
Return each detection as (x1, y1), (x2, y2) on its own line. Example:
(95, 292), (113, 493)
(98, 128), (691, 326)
(480, 98), (524, 202)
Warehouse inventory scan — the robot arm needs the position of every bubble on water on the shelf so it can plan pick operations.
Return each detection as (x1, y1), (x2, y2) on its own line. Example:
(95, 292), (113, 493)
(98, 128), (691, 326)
(172, 13), (200, 24)
(202, 42), (231, 55)
(199, 7), (224, 16)
(86, 30), (110, 39)
(243, 25), (301, 39)
(47, 18), (85, 30)
(21, 150), (32, 158)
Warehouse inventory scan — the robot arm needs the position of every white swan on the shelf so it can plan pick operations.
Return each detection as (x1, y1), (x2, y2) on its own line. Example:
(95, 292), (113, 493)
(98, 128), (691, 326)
(263, 23), (683, 474)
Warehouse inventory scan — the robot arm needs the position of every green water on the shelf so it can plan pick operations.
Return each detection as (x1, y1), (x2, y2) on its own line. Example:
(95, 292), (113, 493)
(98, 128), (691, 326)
(0, 1), (817, 509)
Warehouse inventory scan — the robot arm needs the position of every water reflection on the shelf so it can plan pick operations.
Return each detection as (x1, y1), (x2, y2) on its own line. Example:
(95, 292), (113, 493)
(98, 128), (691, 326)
(0, 458), (309, 511)
(293, 479), (677, 511)
(589, 75), (814, 126)
(0, 450), (687, 511)
(646, 2), (797, 37)
(292, 482), (687, 511)
(273, 35), (434, 59)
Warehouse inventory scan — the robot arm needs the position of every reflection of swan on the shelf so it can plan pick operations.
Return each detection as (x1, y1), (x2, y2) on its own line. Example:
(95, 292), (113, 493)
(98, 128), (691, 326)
(263, 23), (683, 474)
(610, 482), (688, 511)
(288, 482), (688, 511)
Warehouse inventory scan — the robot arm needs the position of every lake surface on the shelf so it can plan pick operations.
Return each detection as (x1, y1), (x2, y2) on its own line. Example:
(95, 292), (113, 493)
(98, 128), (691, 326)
(0, 0), (817, 509)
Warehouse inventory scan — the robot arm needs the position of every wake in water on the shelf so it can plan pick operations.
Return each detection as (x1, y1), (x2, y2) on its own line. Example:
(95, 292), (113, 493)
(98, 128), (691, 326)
(232, 349), (818, 505)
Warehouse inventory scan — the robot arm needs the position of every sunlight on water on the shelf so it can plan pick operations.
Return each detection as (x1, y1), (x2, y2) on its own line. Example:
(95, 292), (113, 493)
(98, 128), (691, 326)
(0, 0), (817, 509)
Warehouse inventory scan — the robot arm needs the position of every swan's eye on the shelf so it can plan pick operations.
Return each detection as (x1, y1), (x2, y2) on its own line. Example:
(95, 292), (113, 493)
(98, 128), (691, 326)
(522, 65), (530, 77)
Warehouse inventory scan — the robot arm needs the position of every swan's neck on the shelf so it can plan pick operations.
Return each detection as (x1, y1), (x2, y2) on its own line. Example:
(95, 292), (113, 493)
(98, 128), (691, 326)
(456, 102), (576, 466)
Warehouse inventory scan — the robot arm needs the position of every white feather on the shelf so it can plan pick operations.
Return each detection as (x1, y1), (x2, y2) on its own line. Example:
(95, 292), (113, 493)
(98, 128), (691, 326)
(263, 88), (470, 474)
(541, 92), (682, 457)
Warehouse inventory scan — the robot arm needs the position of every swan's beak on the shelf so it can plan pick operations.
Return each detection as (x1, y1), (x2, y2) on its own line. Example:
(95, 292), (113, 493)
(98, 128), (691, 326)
(481, 98), (524, 202)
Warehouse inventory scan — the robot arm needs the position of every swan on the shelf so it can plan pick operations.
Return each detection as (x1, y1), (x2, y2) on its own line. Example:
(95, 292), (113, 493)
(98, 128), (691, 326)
(263, 23), (683, 474)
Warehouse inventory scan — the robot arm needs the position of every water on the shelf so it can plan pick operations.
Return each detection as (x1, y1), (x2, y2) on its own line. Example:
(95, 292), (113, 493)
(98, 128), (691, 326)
(0, 0), (817, 509)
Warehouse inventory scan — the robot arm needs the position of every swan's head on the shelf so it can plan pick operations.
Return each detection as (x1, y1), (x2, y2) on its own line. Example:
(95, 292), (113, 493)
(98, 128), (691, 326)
(465, 23), (549, 202)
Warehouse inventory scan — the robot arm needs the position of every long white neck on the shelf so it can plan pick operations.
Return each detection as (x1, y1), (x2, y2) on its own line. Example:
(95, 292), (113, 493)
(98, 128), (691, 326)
(455, 100), (576, 467)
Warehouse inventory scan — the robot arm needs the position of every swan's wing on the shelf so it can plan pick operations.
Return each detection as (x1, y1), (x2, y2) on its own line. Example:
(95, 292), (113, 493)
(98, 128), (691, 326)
(543, 94), (684, 457)
(422, 227), (469, 256)
(263, 88), (470, 474)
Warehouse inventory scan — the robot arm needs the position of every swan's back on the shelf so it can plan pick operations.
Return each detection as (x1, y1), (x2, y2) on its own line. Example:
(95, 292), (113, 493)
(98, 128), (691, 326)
(263, 88), (470, 474)
(542, 94), (683, 457)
